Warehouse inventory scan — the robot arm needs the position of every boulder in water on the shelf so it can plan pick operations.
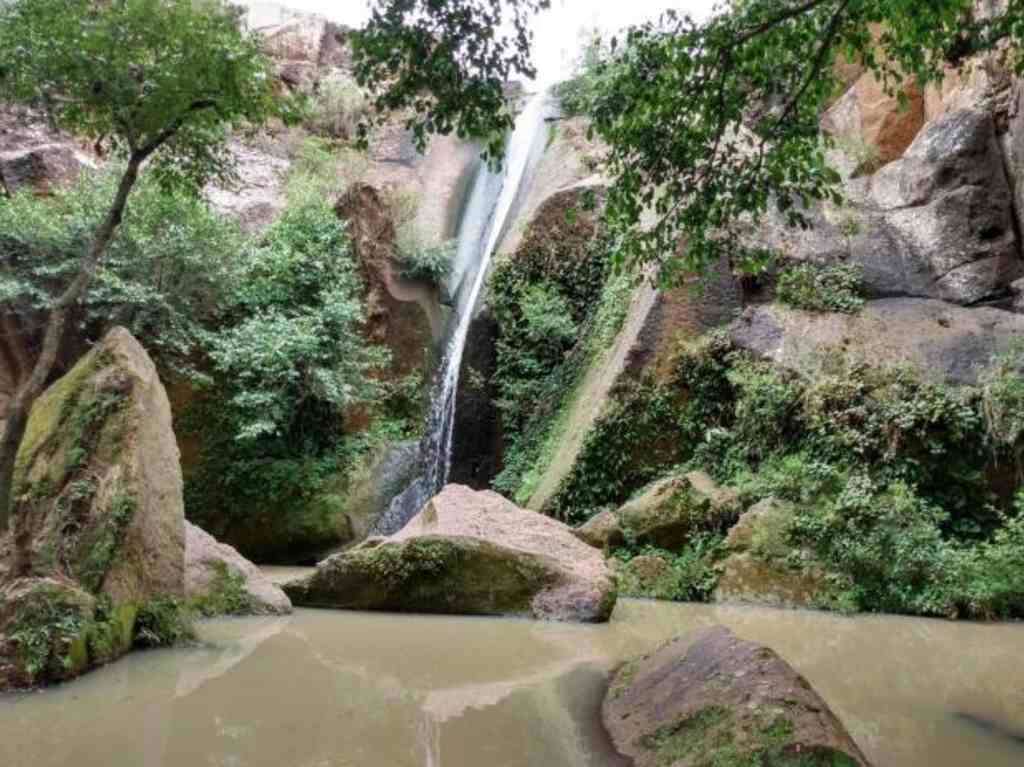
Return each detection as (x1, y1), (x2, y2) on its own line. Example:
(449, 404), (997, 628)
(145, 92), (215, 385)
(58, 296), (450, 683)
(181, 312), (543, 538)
(284, 484), (617, 622)
(604, 627), (871, 767)
(185, 522), (291, 616)
(2, 328), (186, 687)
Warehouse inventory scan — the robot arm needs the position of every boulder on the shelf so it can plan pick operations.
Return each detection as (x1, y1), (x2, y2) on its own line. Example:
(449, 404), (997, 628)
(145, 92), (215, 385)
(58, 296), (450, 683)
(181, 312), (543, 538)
(757, 109), (1021, 305)
(603, 627), (871, 767)
(0, 143), (90, 196)
(575, 471), (741, 551)
(2, 328), (186, 686)
(284, 484), (617, 622)
(185, 522), (291, 616)
(337, 440), (421, 543)
(730, 298), (1024, 386)
(11, 327), (185, 602)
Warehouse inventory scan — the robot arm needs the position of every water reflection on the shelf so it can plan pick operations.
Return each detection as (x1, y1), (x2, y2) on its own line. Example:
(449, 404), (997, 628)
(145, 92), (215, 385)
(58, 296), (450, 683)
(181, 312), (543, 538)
(1, 601), (1023, 767)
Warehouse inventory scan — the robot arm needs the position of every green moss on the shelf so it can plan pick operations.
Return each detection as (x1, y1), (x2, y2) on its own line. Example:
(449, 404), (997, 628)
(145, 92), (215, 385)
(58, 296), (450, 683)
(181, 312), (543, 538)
(189, 561), (255, 617)
(133, 598), (196, 647)
(76, 492), (137, 593)
(776, 263), (865, 314)
(641, 705), (733, 765)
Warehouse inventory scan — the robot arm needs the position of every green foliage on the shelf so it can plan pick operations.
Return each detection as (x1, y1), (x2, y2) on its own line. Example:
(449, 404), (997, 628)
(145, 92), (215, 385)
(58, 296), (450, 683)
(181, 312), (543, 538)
(189, 562), (254, 617)
(133, 598), (196, 648)
(203, 194), (386, 442)
(776, 263), (865, 313)
(395, 234), (455, 284)
(305, 75), (371, 142)
(0, 167), (244, 376)
(553, 29), (614, 117)
(10, 592), (85, 678)
(351, 0), (552, 163)
(0, 0), (276, 189)
(552, 334), (1024, 617)
(577, 0), (1024, 278)
(614, 535), (724, 602)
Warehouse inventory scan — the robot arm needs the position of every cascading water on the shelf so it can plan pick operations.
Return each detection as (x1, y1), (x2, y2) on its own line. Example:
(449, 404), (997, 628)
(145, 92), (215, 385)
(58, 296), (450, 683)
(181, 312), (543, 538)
(375, 90), (551, 535)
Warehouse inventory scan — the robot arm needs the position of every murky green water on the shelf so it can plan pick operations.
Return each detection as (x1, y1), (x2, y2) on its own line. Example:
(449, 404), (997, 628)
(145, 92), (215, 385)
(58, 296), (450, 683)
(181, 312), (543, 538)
(2, 592), (1023, 767)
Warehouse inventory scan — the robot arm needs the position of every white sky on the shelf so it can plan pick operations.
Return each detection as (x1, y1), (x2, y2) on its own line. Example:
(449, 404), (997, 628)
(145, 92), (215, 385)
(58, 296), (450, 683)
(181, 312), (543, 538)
(251, 0), (717, 83)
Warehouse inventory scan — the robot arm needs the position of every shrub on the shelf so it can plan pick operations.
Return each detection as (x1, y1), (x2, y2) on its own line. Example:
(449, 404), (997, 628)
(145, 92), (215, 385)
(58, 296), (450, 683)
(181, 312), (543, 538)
(395, 235), (455, 284)
(776, 262), (864, 313)
(306, 75), (370, 141)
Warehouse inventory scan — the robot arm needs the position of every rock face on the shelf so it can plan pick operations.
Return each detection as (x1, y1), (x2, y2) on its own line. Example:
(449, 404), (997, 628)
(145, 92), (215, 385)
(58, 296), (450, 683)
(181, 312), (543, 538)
(575, 472), (741, 551)
(284, 484), (617, 622)
(730, 298), (1024, 386)
(2, 328), (185, 687)
(341, 440), (422, 543)
(757, 109), (1021, 305)
(603, 627), (871, 767)
(185, 522), (291, 616)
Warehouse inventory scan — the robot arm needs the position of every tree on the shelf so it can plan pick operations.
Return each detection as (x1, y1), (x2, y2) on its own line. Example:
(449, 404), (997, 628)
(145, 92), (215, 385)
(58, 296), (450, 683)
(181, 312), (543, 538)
(350, 0), (551, 162)
(575, 0), (1024, 279)
(0, 0), (276, 531)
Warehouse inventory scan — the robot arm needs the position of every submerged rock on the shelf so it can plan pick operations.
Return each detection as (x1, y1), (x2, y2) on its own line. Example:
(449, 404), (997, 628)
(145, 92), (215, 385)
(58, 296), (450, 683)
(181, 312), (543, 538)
(603, 627), (871, 767)
(575, 471), (741, 551)
(284, 484), (617, 622)
(185, 522), (291, 616)
(2, 327), (186, 687)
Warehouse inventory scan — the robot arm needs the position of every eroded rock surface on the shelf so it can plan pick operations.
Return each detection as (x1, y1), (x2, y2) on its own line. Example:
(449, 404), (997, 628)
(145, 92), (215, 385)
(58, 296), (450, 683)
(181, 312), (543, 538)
(285, 484), (617, 622)
(185, 522), (291, 615)
(603, 627), (871, 767)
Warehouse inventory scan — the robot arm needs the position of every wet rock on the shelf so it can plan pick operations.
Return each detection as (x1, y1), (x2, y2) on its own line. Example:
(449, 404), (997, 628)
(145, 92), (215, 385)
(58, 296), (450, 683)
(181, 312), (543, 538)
(603, 627), (871, 767)
(575, 471), (741, 551)
(730, 298), (1024, 386)
(285, 484), (617, 622)
(185, 522), (291, 616)
(342, 440), (422, 542)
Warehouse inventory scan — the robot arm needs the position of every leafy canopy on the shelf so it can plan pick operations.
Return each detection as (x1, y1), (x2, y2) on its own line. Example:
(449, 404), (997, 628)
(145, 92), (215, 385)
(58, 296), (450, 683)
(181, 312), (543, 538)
(582, 0), (1024, 279)
(0, 0), (276, 183)
(350, 0), (551, 162)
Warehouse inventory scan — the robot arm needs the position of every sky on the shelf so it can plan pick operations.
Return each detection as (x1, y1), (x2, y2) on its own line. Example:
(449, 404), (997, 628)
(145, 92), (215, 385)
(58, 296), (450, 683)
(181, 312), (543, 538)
(249, 0), (718, 84)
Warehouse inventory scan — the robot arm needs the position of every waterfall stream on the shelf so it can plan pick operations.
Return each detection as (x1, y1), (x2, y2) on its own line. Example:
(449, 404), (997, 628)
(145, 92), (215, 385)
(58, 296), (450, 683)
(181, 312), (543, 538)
(374, 91), (551, 535)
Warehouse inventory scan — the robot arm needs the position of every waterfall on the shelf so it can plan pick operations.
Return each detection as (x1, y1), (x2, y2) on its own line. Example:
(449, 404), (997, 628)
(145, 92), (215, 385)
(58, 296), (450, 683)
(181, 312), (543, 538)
(374, 90), (551, 535)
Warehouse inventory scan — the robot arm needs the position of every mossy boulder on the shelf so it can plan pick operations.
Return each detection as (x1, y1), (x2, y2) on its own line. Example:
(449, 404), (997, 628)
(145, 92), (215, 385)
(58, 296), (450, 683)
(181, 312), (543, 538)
(603, 627), (871, 767)
(715, 498), (826, 609)
(2, 328), (187, 687)
(285, 484), (617, 622)
(576, 471), (741, 551)
(617, 554), (678, 599)
(185, 522), (291, 616)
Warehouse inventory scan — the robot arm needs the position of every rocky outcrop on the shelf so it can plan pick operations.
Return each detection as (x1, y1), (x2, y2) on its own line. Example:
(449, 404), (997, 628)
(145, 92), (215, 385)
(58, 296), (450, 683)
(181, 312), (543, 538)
(759, 109), (1021, 305)
(185, 522), (291, 615)
(284, 484), (617, 622)
(0, 107), (94, 197)
(730, 298), (1024, 386)
(603, 627), (871, 767)
(341, 440), (421, 542)
(2, 328), (185, 687)
(575, 471), (741, 551)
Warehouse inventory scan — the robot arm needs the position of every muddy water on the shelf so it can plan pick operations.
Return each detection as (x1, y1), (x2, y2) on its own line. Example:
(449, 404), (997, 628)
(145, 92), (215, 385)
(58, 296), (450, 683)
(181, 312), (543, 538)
(2, 596), (1023, 767)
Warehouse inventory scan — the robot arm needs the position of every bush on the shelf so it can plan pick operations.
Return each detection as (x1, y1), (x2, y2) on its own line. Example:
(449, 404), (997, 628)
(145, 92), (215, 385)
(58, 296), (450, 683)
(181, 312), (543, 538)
(776, 262), (864, 313)
(614, 536), (725, 602)
(395, 235), (455, 284)
(305, 75), (370, 142)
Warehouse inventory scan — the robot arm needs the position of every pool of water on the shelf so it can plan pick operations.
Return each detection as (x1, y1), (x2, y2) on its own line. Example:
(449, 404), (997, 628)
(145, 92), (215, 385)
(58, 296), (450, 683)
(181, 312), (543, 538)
(2, 597), (1023, 767)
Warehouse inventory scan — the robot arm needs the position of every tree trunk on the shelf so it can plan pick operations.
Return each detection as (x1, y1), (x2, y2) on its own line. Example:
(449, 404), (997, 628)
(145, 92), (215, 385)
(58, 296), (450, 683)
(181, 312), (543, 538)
(0, 155), (143, 539)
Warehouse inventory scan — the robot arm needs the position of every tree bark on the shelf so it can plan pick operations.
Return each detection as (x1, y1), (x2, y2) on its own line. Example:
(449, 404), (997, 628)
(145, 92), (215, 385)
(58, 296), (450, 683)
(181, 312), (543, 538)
(0, 155), (143, 540)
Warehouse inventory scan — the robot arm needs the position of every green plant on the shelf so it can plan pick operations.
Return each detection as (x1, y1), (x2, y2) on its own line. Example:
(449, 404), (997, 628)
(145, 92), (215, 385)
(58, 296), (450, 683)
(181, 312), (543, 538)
(614, 535), (725, 602)
(306, 75), (370, 141)
(776, 263), (865, 313)
(134, 598), (195, 648)
(190, 562), (254, 617)
(395, 235), (455, 284)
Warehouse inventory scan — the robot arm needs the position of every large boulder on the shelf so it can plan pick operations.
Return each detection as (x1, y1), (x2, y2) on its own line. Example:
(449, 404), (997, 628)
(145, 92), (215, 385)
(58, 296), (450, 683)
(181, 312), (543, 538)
(730, 298), (1024, 386)
(185, 522), (291, 616)
(284, 484), (617, 622)
(0, 143), (90, 197)
(575, 471), (741, 551)
(603, 627), (871, 767)
(757, 109), (1021, 305)
(2, 328), (186, 687)
(11, 327), (184, 601)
